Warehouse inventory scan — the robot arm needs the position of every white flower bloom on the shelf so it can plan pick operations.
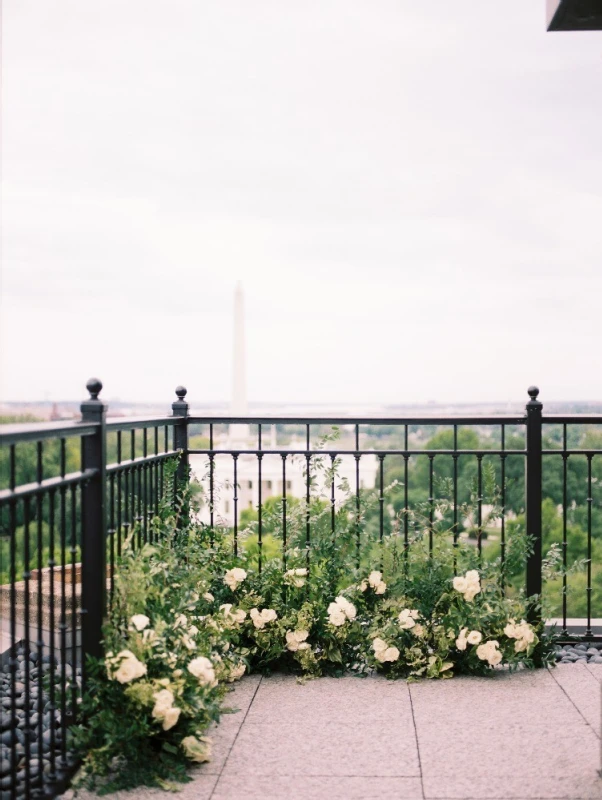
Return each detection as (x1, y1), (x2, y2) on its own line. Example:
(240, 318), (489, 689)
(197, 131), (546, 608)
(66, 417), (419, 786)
(456, 627), (468, 651)
(224, 568), (247, 591)
(476, 640), (502, 666)
(181, 735), (212, 763)
(335, 596), (356, 620)
(203, 592), (215, 602)
(110, 651), (147, 684)
(285, 629), (310, 652)
(467, 630), (482, 645)
(181, 633), (197, 651)
(142, 628), (157, 644)
(187, 656), (217, 687)
(453, 576), (469, 593)
(465, 570), (480, 586)
(173, 613), (188, 629)
(372, 637), (388, 654)
(250, 608), (277, 629)
(504, 621), (518, 638)
(410, 610), (420, 619)
(412, 624), (425, 638)
(285, 568), (308, 588)
(383, 646), (400, 662)
(152, 689), (181, 730)
(398, 609), (416, 630)
(368, 571), (383, 588)
(463, 585), (480, 602)
(297, 642), (310, 651)
(374, 581), (387, 595)
(130, 614), (150, 631)
(328, 608), (346, 627)
(359, 580), (368, 592)
(228, 662), (246, 682)
(188, 625), (199, 636)
(162, 706), (181, 730)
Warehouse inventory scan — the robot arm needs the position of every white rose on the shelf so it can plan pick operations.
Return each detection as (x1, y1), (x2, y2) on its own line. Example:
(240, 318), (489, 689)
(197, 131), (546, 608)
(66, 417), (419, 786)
(375, 649), (388, 663)
(261, 609), (278, 624)
(224, 568), (247, 590)
(130, 614), (150, 631)
(181, 735), (212, 763)
(188, 625), (199, 636)
(465, 570), (480, 586)
(285, 568), (307, 588)
(463, 585), (480, 602)
(383, 646), (400, 662)
(285, 631), (300, 651)
(504, 622), (517, 638)
(359, 580), (368, 592)
(233, 609), (247, 624)
(375, 581), (387, 595)
(398, 609), (416, 630)
(173, 613), (188, 629)
(368, 571), (382, 588)
(455, 628), (468, 651)
(453, 576), (468, 593)
(162, 706), (181, 730)
(328, 609), (346, 627)
(297, 642), (310, 651)
(372, 637), (388, 654)
(412, 624), (425, 638)
(467, 630), (482, 645)
(335, 597), (356, 620)
(187, 656), (217, 687)
(181, 633), (197, 651)
(203, 592), (215, 602)
(111, 651), (147, 684)
(152, 688), (174, 717)
(488, 649), (503, 666)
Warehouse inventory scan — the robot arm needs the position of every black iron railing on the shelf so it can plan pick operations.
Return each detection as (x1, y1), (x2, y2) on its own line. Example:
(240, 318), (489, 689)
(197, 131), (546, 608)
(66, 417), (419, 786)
(0, 380), (600, 798)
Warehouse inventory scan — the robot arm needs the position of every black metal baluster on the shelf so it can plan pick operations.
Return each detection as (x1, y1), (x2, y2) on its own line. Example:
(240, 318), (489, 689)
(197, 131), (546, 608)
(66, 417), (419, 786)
(154, 426), (160, 517)
(69, 484), (77, 719)
(117, 431), (123, 557)
(47, 489), (58, 792)
(428, 455), (434, 556)
(378, 455), (385, 569)
(404, 426), (409, 576)
(123, 461), (130, 551)
(58, 440), (68, 775)
(108, 474), (115, 604)
(8, 445), (18, 798)
(305, 424), (311, 569)
(525, 387), (543, 619)
(36, 442), (45, 796)
(477, 454), (483, 560)
(330, 453), (336, 543)
(258, 425), (263, 573)
(453, 426), (458, 555)
(562, 424), (568, 636)
(209, 424), (215, 542)
(586, 454), (593, 638)
(282, 455), (288, 568)
(233, 454), (239, 556)
(23, 496), (31, 797)
(355, 424), (360, 569)
(143, 428), (148, 543)
(500, 425), (506, 592)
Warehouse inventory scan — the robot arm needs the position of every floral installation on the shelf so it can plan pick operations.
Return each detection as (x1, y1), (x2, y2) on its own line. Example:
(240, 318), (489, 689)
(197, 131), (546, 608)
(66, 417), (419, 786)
(73, 455), (555, 793)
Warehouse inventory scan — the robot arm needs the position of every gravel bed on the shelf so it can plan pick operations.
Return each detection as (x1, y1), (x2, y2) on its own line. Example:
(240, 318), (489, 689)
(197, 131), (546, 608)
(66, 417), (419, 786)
(554, 643), (602, 664)
(0, 649), (80, 800)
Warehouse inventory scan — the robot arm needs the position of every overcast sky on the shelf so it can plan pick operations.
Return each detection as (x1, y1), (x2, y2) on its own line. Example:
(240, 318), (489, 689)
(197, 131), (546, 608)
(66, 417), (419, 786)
(2, 0), (601, 408)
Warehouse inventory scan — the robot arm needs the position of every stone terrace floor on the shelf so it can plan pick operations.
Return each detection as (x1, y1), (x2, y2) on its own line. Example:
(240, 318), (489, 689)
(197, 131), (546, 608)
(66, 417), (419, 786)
(73, 663), (601, 800)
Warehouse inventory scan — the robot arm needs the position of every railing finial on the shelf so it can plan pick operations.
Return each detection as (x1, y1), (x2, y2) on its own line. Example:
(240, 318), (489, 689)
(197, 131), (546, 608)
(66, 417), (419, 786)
(175, 385), (187, 401)
(527, 385), (542, 408)
(172, 385), (189, 418)
(86, 377), (103, 400)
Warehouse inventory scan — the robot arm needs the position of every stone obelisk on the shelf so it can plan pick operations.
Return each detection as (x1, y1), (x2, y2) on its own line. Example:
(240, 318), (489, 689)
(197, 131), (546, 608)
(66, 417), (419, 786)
(229, 282), (250, 445)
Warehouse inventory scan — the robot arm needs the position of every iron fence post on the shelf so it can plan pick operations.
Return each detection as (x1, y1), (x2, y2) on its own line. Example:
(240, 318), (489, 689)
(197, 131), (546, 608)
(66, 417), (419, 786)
(172, 386), (190, 525)
(525, 385), (543, 622)
(80, 378), (107, 663)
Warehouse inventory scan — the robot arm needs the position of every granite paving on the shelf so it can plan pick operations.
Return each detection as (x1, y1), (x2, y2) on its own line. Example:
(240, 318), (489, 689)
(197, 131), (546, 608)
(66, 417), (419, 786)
(71, 664), (602, 800)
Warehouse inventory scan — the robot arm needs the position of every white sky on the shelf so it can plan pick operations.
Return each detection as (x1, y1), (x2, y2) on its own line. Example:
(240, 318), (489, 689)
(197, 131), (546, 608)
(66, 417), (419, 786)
(1, 0), (601, 407)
